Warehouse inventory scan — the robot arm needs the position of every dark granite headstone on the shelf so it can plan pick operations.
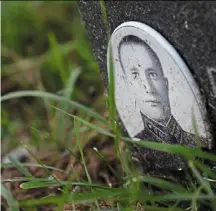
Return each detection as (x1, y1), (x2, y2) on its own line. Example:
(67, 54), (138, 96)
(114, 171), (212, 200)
(78, 1), (216, 173)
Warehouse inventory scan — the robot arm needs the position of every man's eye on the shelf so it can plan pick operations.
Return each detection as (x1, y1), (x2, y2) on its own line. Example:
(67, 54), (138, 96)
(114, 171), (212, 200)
(132, 72), (139, 79)
(149, 72), (158, 80)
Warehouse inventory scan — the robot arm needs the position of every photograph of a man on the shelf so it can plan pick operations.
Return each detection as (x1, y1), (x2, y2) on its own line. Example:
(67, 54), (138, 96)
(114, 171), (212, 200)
(118, 35), (202, 147)
(119, 36), (170, 125)
(118, 35), (202, 169)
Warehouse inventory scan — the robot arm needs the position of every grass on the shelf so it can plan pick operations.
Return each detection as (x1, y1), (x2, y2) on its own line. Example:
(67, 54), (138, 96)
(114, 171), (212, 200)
(1, 1), (216, 211)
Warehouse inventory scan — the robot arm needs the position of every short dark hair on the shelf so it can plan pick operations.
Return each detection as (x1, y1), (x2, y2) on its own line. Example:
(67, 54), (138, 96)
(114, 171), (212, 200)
(118, 35), (163, 75)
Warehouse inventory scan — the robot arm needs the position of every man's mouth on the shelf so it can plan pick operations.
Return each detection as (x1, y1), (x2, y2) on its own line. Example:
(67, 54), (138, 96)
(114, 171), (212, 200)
(145, 100), (161, 103)
(145, 100), (161, 107)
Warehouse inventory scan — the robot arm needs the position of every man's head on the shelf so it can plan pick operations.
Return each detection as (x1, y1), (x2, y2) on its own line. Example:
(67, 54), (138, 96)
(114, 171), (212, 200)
(118, 35), (171, 123)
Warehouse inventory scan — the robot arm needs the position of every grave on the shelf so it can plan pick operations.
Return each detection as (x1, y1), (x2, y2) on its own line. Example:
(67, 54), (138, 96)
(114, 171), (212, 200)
(78, 1), (216, 174)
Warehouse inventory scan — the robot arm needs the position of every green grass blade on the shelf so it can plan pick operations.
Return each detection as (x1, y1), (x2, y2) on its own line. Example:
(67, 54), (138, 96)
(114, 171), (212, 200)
(20, 181), (110, 190)
(8, 156), (33, 178)
(2, 177), (54, 183)
(107, 42), (121, 161)
(189, 161), (216, 210)
(138, 193), (216, 202)
(74, 119), (92, 184)
(53, 108), (216, 161)
(18, 189), (216, 208)
(55, 67), (82, 142)
(191, 109), (202, 148)
(1, 162), (70, 175)
(121, 136), (216, 161)
(1, 183), (19, 211)
(5, 92), (213, 160)
(19, 188), (126, 207)
(194, 160), (216, 180)
(99, 0), (110, 37)
(134, 206), (184, 211)
(64, 66), (81, 98)
(115, 192), (215, 203)
(93, 147), (119, 183)
(53, 105), (216, 161)
(1, 90), (108, 125)
(19, 195), (62, 207)
(22, 144), (63, 187)
(125, 176), (188, 193)
(48, 32), (67, 83)
(74, 118), (100, 210)
(53, 106), (113, 136)
(107, 46), (116, 123)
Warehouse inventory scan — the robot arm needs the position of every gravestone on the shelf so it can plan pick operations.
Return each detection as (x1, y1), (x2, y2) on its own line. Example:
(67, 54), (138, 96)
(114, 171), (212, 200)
(78, 1), (216, 174)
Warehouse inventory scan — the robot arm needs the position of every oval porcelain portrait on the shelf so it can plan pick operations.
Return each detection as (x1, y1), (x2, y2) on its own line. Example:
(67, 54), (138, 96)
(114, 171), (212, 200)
(107, 21), (212, 149)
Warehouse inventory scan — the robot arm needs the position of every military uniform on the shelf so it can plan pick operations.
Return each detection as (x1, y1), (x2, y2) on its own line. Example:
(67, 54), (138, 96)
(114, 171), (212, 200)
(131, 114), (207, 172)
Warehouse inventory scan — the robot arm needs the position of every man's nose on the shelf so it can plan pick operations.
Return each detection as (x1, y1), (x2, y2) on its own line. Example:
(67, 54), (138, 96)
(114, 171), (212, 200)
(141, 77), (154, 93)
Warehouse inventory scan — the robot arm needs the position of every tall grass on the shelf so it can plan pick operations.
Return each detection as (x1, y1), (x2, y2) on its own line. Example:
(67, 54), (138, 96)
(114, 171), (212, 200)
(1, 1), (216, 211)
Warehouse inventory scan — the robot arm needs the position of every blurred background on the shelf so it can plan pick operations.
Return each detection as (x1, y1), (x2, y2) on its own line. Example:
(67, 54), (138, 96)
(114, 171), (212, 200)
(1, 2), (120, 210)
(2, 2), (216, 211)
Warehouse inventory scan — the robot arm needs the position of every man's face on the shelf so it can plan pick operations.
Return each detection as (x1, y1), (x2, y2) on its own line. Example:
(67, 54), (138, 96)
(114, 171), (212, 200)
(120, 41), (170, 122)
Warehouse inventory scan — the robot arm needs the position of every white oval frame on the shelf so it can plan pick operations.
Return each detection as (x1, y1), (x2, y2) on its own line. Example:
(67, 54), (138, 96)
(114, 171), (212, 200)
(107, 21), (211, 143)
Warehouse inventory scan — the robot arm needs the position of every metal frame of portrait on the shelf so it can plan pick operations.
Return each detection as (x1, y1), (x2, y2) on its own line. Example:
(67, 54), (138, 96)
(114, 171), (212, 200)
(107, 21), (212, 149)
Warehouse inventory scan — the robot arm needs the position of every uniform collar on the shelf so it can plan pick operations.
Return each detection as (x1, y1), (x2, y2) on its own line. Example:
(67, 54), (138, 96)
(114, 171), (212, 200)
(141, 113), (183, 144)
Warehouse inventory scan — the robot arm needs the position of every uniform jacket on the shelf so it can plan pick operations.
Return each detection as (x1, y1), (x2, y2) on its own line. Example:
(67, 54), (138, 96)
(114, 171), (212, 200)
(131, 113), (207, 172)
